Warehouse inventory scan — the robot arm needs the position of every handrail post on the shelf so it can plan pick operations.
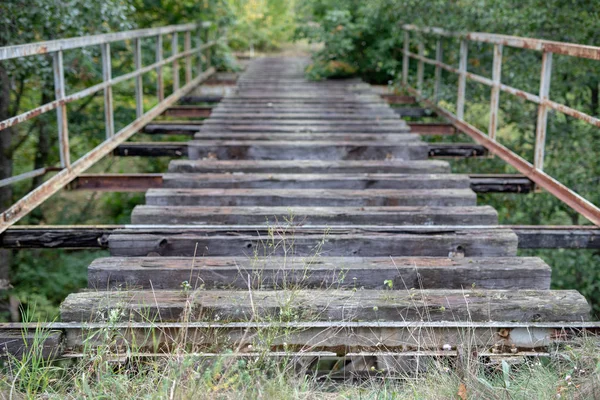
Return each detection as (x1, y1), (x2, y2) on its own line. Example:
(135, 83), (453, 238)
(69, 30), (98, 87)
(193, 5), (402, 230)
(434, 39), (442, 102)
(417, 42), (424, 94)
(100, 43), (114, 139)
(534, 51), (553, 171)
(184, 31), (192, 83)
(197, 27), (204, 75)
(402, 31), (409, 86)
(488, 44), (503, 141)
(133, 38), (143, 118)
(52, 50), (70, 168)
(456, 40), (468, 120)
(205, 27), (212, 69)
(171, 32), (180, 91)
(156, 34), (164, 101)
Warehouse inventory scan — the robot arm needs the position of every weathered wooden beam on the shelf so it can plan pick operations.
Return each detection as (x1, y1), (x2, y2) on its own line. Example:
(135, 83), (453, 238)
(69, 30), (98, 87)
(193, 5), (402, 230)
(393, 107), (435, 118)
(113, 142), (188, 157)
(428, 143), (488, 158)
(469, 174), (533, 193)
(162, 106), (212, 118)
(179, 95), (223, 104)
(408, 122), (455, 135)
(380, 94), (417, 104)
(69, 174), (163, 191)
(87, 256), (550, 291)
(2, 225), (597, 250)
(61, 289), (589, 323)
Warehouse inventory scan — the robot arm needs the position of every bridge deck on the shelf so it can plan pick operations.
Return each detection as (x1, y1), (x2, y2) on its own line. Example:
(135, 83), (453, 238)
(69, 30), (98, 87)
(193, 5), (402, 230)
(57, 57), (589, 366)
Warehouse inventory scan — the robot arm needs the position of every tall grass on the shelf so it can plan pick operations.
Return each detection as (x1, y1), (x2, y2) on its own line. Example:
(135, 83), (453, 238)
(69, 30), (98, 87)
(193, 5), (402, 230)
(2, 218), (599, 399)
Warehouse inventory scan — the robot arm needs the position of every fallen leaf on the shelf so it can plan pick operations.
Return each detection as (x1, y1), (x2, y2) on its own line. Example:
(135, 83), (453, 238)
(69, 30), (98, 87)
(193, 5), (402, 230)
(457, 382), (467, 400)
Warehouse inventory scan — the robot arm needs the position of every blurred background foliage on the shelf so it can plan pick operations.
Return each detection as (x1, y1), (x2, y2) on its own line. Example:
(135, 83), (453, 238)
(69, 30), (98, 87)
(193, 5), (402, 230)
(0, 0), (598, 320)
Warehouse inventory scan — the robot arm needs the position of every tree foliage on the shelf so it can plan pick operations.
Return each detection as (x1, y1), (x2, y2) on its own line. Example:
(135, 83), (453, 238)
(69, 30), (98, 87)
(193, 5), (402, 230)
(298, 0), (600, 316)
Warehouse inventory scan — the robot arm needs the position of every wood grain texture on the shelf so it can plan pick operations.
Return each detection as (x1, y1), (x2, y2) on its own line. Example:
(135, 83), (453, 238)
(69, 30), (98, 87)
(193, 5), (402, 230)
(188, 140), (428, 161)
(162, 173), (471, 190)
(131, 205), (498, 226)
(107, 227), (518, 257)
(61, 288), (588, 323)
(145, 188), (477, 207)
(88, 256), (550, 290)
(168, 160), (452, 174)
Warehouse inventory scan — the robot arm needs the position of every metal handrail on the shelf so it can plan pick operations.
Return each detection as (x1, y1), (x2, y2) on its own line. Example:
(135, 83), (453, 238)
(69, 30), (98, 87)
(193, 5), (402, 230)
(0, 22), (221, 233)
(401, 25), (600, 226)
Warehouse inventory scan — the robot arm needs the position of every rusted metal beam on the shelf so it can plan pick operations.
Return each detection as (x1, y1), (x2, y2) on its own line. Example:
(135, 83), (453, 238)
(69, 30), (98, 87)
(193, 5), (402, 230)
(69, 174), (163, 192)
(406, 86), (600, 226)
(0, 23), (209, 60)
(2, 225), (598, 250)
(162, 106), (212, 118)
(0, 67), (215, 234)
(381, 94), (416, 104)
(408, 122), (455, 135)
(402, 25), (600, 60)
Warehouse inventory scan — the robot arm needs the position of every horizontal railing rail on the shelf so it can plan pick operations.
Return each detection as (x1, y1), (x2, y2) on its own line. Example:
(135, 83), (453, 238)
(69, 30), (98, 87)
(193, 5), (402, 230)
(0, 22), (222, 233)
(401, 25), (600, 226)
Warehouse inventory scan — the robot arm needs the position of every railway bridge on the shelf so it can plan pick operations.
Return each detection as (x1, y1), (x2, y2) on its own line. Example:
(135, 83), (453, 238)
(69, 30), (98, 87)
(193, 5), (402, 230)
(0, 22), (599, 374)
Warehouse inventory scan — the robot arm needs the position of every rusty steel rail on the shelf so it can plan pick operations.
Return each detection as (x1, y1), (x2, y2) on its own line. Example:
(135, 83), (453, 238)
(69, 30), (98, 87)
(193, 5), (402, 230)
(401, 25), (600, 226)
(0, 23), (223, 233)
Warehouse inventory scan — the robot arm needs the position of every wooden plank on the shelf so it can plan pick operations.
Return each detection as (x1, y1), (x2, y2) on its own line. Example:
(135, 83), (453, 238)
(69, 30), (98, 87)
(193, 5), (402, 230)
(192, 132), (422, 142)
(88, 256), (550, 290)
(179, 95), (223, 104)
(408, 122), (455, 135)
(188, 140), (429, 161)
(516, 225), (600, 249)
(114, 143), (188, 157)
(145, 188), (477, 207)
(70, 173), (163, 191)
(469, 174), (533, 194)
(428, 143), (488, 158)
(0, 330), (63, 359)
(392, 108), (434, 118)
(162, 173), (471, 190)
(61, 288), (588, 323)
(162, 106), (212, 118)
(205, 113), (401, 120)
(131, 205), (498, 226)
(3, 225), (597, 250)
(201, 119), (405, 126)
(168, 160), (452, 174)
(107, 227), (518, 257)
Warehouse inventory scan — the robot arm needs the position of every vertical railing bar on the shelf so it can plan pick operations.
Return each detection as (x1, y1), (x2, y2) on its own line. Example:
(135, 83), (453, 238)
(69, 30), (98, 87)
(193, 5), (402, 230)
(133, 38), (144, 118)
(52, 50), (70, 169)
(100, 43), (114, 139)
(184, 31), (192, 83)
(205, 27), (212, 69)
(402, 31), (409, 86)
(534, 51), (553, 171)
(488, 44), (503, 141)
(434, 39), (443, 103)
(456, 40), (468, 120)
(171, 32), (179, 91)
(417, 42), (424, 94)
(197, 27), (204, 75)
(156, 34), (164, 101)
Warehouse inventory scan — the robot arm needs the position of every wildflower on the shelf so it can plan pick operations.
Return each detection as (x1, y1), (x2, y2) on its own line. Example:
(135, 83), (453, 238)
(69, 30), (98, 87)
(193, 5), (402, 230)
(565, 375), (571, 381)
(443, 344), (452, 351)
